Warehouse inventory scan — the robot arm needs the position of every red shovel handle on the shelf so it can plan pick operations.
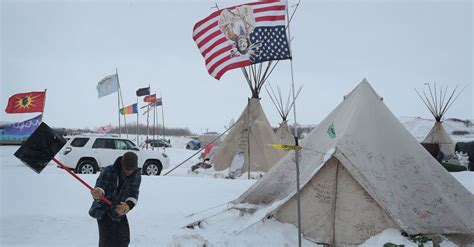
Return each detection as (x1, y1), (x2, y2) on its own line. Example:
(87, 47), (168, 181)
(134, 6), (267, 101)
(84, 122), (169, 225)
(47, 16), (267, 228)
(52, 158), (112, 206)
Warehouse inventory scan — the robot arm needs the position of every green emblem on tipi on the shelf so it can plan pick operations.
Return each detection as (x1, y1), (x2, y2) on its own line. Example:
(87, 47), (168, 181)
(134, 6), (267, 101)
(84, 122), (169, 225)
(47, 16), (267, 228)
(327, 123), (336, 139)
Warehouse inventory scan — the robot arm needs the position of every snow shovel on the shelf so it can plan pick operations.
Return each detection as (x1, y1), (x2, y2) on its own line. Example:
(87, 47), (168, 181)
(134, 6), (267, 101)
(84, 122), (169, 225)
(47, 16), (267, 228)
(14, 122), (112, 206)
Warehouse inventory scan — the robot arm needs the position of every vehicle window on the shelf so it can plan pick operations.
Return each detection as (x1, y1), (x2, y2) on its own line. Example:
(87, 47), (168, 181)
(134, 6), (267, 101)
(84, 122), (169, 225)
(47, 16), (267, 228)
(124, 140), (137, 149)
(115, 140), (130, 150)
(71, 138), (89, 147)
(92, 138), (116, 149)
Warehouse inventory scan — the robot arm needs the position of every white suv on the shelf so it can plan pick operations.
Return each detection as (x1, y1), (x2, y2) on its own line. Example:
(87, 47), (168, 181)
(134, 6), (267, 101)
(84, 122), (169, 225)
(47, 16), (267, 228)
(56, 135), (170, 176)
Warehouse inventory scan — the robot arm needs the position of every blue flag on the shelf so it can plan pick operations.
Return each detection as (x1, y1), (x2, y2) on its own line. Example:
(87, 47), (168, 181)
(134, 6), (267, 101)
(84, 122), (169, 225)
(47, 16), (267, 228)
(97, 74), (119, 98)
(4, 114), (43, 135)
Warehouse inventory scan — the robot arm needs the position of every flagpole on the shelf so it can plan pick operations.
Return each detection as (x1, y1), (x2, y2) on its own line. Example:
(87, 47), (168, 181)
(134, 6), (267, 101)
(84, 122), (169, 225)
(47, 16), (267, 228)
(145, 84), (150, 149)
(161, 92), (166, 141)
(153, 92), (156, 150)
(286, 2), (302, 247)
(41, 89), (47, 122)
(116, 68), (129, 138)
(117, 77), (121, 138)
(136, 96), (139, 146)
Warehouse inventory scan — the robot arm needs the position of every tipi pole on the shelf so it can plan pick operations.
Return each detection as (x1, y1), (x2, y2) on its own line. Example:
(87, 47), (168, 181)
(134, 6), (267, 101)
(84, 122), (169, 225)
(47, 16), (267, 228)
(331, 160), (340, 245)
(286, 1), (302, 246)
(247, 98), (251, 180)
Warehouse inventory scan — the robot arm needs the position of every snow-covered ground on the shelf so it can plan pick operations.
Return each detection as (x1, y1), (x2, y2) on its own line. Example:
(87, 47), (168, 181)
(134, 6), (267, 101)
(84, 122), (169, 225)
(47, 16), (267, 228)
(1, 132), (473, 246)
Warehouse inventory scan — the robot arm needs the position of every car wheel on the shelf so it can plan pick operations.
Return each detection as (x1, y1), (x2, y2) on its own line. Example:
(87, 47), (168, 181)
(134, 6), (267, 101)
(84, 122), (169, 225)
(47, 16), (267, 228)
(77, 159), (98, 174)
(143, 160), (162, 176)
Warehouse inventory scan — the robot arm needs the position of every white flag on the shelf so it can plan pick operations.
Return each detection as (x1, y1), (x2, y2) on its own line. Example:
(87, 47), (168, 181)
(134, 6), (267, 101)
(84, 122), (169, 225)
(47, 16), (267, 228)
(97, 74), (119, 98)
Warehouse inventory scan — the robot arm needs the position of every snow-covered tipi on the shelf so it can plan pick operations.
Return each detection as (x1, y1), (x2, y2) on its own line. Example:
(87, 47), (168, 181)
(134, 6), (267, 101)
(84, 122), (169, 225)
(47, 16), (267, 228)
(230, 79), (474, 245)
(265, 84), (302, 146)
(415, 83), (463, 160)
(210, 64), (284, 173)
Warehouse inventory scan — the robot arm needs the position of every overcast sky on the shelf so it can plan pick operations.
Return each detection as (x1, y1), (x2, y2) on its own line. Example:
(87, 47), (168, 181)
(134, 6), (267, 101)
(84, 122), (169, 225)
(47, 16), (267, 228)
(1, 0), (472, 134)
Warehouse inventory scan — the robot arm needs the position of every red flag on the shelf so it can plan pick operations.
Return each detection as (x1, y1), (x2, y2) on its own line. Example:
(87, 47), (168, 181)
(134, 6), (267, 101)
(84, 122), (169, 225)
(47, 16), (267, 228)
(5, 91), (46, 113)
(192, 0), (290, 80)
(144, 94), (157, 103)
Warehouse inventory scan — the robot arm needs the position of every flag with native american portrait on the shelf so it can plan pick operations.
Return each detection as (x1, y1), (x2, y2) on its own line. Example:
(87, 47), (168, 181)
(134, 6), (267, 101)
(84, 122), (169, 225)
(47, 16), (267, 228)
(193, 0), (291, 80)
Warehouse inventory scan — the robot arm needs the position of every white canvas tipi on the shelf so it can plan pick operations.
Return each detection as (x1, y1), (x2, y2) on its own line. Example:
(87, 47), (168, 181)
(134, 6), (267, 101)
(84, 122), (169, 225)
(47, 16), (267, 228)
(210, 63), (285, 174)
(275, 121), (294, 146)
(231, 79), (474, 246)
(210, 98), (283, 172)
(422, 122), (456, 159)
(415, 83), (464, 160)
(265, 84), (302, 146)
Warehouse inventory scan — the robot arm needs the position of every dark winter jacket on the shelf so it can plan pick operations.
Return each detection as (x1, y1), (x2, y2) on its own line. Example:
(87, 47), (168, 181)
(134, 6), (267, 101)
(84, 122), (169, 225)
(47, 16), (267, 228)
(89, 158), (141, 221)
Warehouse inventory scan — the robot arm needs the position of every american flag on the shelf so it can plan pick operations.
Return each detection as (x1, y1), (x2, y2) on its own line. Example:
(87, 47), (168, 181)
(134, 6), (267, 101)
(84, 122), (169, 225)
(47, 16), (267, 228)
(193, 0), (291, 80)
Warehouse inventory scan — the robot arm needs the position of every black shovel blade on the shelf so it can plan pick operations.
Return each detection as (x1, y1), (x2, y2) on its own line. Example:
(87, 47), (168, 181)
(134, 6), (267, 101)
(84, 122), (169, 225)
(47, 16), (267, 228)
(14, 122), (66, 174)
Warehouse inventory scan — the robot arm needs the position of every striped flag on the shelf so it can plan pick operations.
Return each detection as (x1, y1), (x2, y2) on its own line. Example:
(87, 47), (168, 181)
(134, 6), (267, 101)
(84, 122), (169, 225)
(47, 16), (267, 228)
(119, 103), (138, 115)
(193, 0), (291, 80)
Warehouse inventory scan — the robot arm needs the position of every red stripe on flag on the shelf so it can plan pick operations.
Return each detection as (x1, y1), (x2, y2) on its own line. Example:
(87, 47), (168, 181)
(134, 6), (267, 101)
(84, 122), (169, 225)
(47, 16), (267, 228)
(208, 55), (233, 75)
(215, 61), (252, 80)
(193, 9), (224, 31)
(205, 45), (232, 65)
(255, 15), (286, 22)
(197, 30), (222, 49)
(253, 5), (286, 13)
(193, 22), (218, 41)
(202, 37), (228, 58)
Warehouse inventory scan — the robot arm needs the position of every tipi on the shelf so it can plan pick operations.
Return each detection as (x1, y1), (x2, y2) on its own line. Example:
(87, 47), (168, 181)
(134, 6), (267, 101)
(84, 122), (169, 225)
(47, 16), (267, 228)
(210, 64), (284, 173)
(230, 79), (474, 245)
(265, 84), (302, 146)
(415, 83), (464, 160)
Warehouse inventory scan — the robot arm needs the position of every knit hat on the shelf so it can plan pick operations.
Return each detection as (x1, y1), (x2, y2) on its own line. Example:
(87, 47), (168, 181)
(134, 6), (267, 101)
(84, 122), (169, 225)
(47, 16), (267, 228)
(121, 152), (138, 170)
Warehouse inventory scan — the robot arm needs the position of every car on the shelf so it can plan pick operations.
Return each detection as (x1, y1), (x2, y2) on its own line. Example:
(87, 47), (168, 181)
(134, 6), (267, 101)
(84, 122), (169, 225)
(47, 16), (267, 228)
(186, 139), (200, 150)
(56, 135), (170, 176)
(140, 139), (172, 148)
